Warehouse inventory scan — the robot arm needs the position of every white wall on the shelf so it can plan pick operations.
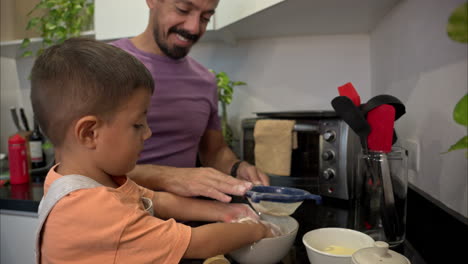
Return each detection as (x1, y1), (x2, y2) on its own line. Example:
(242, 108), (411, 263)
(191, 34), (372, 139)
(370, 0), (468, 217)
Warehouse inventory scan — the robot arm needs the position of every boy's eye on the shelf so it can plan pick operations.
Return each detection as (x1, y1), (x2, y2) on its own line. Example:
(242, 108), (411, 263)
(133, 124), (144, 129)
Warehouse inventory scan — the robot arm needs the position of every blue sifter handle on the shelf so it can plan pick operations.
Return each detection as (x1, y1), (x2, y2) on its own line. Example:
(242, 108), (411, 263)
(306, 194), (322, 205)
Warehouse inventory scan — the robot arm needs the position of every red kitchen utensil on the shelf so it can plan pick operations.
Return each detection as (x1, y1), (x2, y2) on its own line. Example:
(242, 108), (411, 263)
(338, 82), (361, 106)
(367, 104), (396, 153)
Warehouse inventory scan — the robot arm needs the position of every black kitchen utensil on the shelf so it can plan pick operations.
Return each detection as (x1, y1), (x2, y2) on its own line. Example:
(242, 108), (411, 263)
(374, 154), (401, 242)
(10, 107), (22, 132)
(19, 108), (30, 131)
(331, 96), (371, 151)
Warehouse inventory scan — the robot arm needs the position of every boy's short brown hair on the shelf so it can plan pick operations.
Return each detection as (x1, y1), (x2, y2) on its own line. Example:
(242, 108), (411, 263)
(30, 37), (154, 147)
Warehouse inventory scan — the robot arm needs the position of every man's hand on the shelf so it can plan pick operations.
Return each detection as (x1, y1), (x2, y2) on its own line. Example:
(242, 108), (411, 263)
(236, 161), (270, 186)
(160, 167), (253, 203)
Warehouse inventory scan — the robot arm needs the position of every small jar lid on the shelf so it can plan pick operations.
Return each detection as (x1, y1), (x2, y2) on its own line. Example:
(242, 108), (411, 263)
(352, 241), (410, 264)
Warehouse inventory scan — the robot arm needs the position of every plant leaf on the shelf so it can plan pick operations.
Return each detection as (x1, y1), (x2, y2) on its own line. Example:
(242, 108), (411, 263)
(447, 136), (468, 152)
(453, 94), (468, 126)
(21, 50), (33, 58)
(447, 2), (468, 43)
(20, 38), (31, 49)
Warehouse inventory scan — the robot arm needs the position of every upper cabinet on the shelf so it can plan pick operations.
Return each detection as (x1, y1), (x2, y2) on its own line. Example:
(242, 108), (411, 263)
(214, 0), (286, 30)
(94, 0), (150, 40)
(93, 0), (285, 41)
(2, 0), (401, 47)
(94, 0), (400, 42)
(203, 0), (401, 41)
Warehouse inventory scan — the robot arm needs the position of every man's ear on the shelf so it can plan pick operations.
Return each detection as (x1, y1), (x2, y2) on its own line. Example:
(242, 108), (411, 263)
(146, 0), (156, 8)
(74, 116), (101, 149)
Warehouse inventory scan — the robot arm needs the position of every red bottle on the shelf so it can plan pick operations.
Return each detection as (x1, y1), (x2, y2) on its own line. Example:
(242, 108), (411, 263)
(8, 134), (29, 184)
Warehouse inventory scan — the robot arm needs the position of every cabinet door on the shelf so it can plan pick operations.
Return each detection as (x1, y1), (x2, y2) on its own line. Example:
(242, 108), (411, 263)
(94, 0), (214, 41)
(214, 0), (286, 29)
(94, 0), (149, 40)
(0, 212), (39, 264)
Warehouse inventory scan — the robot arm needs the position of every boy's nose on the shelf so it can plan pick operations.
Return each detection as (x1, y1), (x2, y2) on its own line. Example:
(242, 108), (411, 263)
(143, 125), (152, 140)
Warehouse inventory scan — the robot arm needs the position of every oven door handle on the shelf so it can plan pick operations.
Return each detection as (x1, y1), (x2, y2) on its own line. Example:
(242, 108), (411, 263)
(293, 124), (319, 132)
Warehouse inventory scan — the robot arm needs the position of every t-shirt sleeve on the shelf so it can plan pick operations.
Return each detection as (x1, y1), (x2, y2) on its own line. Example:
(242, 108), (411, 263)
(116, 209), (192, 263)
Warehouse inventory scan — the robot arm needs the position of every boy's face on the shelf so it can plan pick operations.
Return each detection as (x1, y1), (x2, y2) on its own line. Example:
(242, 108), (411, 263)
(149, 0), (218, 59)
(95, 88), (152, 176)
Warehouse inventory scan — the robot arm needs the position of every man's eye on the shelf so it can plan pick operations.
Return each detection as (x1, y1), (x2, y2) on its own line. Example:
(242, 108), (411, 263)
(201, 16), (211, 23)
(176, 7), (189, 14)
(133, 124), (144, 129)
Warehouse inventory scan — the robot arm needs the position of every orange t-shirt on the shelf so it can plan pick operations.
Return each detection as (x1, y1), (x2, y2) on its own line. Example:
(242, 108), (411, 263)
(40, 166), (192, 264)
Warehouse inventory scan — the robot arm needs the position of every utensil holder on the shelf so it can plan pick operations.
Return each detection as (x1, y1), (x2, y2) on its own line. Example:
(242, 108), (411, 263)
(354, 147), (408, 247)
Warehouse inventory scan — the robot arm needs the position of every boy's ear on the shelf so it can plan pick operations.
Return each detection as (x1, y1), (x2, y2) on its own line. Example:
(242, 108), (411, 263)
(74, 116), (101, 149)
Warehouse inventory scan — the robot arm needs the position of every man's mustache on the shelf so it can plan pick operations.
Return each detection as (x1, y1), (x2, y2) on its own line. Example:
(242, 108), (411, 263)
(169, 27), (199, 42)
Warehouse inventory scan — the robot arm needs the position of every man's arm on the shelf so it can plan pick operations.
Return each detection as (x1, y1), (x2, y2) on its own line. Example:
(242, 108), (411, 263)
(152, 191), (259, 222)
(198, 129), (270, 185)
(127, 164), (252, 202)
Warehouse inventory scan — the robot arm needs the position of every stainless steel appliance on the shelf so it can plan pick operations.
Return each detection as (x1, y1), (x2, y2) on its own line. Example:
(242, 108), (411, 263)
(241, 111), (360, 200)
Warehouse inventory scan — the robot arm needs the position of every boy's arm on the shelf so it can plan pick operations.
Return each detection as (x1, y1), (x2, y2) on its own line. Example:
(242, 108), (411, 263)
(184, 221), (271, 259)
(152, 191), (259, 223)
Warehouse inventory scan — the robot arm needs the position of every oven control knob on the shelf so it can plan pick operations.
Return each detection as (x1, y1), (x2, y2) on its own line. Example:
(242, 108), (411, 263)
(323, 130), (336, 142)
(322, 169), (335, 180)
(322, 150), (335, 161)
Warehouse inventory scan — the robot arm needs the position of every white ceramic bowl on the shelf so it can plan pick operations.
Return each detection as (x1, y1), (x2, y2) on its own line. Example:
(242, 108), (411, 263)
(228, 214), (299, 264)
(302, 228), (375, 264)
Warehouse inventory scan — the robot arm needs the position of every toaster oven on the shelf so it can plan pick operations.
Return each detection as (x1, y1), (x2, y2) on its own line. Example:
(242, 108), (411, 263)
(241, 111), (360, 200)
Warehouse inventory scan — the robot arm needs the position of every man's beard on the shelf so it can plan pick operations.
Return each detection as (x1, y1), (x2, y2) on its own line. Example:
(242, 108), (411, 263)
(153, 25), (200, 60)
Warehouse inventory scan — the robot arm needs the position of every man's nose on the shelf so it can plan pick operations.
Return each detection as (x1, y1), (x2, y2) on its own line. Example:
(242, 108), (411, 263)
(183, 14), (202, 35)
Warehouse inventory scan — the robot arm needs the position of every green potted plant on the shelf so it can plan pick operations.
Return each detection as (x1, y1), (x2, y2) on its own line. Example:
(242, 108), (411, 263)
(20, 0), (94, 57)
(210, 70), (246, 147)
(445, 2), (467, 157)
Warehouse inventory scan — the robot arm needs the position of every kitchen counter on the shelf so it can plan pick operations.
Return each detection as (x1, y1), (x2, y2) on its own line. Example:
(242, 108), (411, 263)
(1, 180), (465, 264)
(0, 181), (43, 213)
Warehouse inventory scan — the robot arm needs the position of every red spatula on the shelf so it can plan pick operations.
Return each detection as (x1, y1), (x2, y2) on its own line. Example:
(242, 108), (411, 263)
(338, 82), (361, 106)
(367, 104), (396, 153)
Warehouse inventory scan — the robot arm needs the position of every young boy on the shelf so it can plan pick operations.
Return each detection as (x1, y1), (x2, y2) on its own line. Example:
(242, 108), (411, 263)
(31, 38), (273, 263)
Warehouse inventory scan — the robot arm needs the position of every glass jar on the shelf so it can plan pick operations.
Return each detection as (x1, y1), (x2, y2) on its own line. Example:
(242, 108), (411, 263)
(354, 147), (408, 247)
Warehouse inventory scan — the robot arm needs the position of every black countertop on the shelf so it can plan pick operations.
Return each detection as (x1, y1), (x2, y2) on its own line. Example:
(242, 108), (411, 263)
(1, 180), (466, 264)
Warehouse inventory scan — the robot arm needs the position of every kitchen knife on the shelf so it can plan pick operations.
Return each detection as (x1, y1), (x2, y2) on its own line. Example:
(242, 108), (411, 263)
(10, 107), (22, 132)
(19, 108), (30, 131)
(338, 82), (361, 106)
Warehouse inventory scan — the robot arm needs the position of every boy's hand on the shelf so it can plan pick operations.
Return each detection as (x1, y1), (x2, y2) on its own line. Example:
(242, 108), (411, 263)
(221, 203), (260, 223)
(230, 216), (281, 239)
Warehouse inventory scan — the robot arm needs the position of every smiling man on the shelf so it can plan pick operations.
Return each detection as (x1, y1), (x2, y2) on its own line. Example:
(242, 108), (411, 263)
(111, 0), (270, 203)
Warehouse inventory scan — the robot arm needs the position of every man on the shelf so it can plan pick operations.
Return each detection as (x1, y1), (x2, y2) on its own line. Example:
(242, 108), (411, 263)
(112, 0), (269, 203)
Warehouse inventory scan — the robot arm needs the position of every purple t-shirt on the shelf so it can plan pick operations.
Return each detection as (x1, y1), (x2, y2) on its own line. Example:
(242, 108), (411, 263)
(111, 39), (220, 167)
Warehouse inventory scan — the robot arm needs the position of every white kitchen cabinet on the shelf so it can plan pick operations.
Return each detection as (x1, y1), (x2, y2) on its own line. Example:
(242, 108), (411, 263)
(214, 0), (286, 29)
(93, 0), (284, 41)
(94, 0), (217, 41)
(94, 0), (150, 40)
(0, 210), (38, 264)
